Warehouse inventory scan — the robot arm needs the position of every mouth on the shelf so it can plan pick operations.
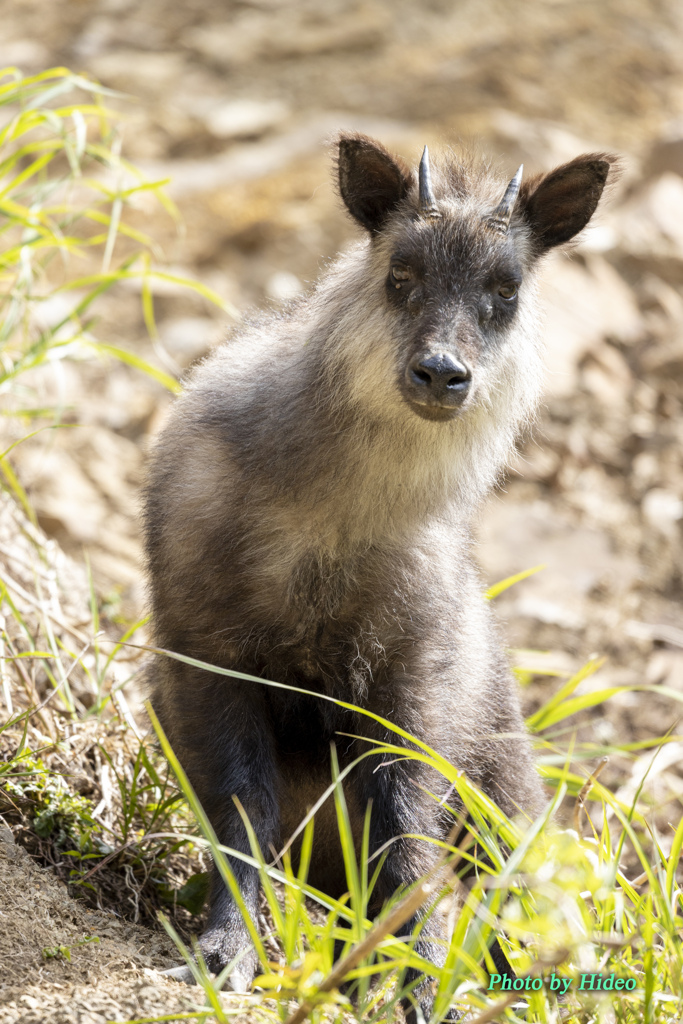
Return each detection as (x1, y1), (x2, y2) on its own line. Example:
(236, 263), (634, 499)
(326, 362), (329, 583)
(404, 399), (463, 422)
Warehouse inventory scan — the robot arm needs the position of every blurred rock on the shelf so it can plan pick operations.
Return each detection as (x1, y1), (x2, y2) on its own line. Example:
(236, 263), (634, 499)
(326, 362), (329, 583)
(625, 619), (683, 648)
(641, 488), (683, 538)
(0, 493), (91, 636)
(489, 111), (603, 173)
(158, 317), (218, 364)
(21, 449), (104, 545)
(632, 452), (660, 491)
(90, 51), (187, 96)
(184, 8), (385, 68)
(72, 16), (118, 59)
(138, 114), (414, 198)
(638, 273), (683, 326)
(640, 334), (683, 375)
(0, 39), (49, 69)
(644, 122), (683, 179)
(479, 500), (639, 634)
(183, 16), (267, 67)
(203, 99), (289, 139)
(512, 648), (577, 677)
(581, 343), (633, 407)
(514, 595), (585, 630)
(647, 649), (683, 689)
(614, 173), (683, 262)
(509, 444), (560, 483)
(538, 254), (643, 397)
(615, 741), (683, 810)
(75, 430), (143, 508)
(13, 430), (144, 595)
(99, 0), (139, 10)
(265, 271), (303, 301)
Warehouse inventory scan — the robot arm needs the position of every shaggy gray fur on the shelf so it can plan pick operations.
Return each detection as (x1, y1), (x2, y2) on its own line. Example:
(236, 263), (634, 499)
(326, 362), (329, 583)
(145, 133), (616, 1016)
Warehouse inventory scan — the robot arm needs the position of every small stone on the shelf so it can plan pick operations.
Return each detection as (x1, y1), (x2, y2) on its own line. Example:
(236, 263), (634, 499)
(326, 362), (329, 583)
(204, 99), (288, 139)
(265, 272), (303, 301)
(159, 317), (218, 364)
(0, 815), (15, 844)
(1, 39), (49, 68)
(645, 123), (683, 178)
(642, 488), (683, 537)
(647, 650), (683, 688)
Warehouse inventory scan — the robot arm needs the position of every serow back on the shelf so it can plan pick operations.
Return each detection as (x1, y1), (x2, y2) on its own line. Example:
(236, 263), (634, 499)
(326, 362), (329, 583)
(144, 133), (617, 1018)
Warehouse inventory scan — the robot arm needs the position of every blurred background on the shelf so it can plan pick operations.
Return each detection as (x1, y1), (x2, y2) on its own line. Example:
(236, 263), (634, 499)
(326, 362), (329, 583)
(2, 0), (683, 800)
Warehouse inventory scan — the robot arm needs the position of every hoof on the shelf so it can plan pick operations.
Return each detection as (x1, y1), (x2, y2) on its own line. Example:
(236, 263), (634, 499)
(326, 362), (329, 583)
(227, 968), (251, 993)
(162, 964), (197, 985)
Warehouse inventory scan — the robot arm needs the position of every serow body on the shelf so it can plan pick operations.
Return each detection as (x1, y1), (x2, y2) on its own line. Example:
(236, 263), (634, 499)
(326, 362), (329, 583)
(145, 134), (616, 1016)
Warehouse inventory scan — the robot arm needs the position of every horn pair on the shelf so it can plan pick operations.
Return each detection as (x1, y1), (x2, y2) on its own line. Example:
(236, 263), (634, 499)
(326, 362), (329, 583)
(418, 146), (523, 233)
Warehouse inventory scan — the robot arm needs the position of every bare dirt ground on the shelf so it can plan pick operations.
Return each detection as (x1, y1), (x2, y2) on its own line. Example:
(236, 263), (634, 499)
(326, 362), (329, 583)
(1, 0), (683, 1019)
(0, 824), (199, 1024)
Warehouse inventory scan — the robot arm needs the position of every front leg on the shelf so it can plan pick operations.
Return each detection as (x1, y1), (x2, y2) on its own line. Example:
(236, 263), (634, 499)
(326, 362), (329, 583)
(347, 648), (530, 1021)
(353, 729), (455, 1023)
(153, 666), (280, 990)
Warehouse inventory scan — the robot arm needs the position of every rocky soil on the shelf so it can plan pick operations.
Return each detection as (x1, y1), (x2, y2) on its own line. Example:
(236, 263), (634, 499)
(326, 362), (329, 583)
(1, 0), (683, 1020)
(0, 821), (201, 1024)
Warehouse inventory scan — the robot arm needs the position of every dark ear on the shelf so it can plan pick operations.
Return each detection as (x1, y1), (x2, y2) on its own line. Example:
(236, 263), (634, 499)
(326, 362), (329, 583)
(519, 154), (618, 254)
(337, 133), (414, 234)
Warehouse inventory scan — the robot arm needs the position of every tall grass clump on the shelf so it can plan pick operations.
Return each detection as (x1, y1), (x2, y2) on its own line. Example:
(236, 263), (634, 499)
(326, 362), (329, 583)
(0, 66), (230, 508)
(0, 65), (228, 933)
(144, 639), (683, 1024)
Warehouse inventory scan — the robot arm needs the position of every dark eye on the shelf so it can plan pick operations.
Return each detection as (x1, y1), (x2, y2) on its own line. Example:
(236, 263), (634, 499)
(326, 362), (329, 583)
(498, 282), (518, 300)
(391, 265), (411, 285)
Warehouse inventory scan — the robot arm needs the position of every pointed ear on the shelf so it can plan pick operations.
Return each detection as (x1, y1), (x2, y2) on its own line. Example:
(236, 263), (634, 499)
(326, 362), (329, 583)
(519, 153), (619, 254)
(337, 133), (414, 234)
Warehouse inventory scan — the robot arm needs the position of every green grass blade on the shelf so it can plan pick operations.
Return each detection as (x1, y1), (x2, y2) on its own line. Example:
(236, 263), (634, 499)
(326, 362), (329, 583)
(485, 564), (545, 600)
(526, 658), (604, 732)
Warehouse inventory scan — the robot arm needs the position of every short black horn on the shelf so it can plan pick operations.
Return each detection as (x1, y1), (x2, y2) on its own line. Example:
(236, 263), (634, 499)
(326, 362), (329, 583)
(486, 165), (523, 233)
(419, 146), (440, 219)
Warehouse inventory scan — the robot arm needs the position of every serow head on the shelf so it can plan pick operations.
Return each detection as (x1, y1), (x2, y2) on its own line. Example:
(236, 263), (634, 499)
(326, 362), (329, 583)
(337, 132), (618, 422)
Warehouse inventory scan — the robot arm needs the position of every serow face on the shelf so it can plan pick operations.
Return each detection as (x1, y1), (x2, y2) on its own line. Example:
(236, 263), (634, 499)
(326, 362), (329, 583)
(337, 132), (617, 422)
(384, 221), (523, 421)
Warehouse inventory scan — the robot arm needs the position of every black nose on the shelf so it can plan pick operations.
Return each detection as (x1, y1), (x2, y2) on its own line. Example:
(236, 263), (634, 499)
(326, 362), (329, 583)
(409, 353), (472, 399)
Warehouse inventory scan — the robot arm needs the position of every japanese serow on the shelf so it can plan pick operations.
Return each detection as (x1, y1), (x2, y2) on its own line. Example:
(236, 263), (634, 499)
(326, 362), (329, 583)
(145, 134), (616, 1014)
